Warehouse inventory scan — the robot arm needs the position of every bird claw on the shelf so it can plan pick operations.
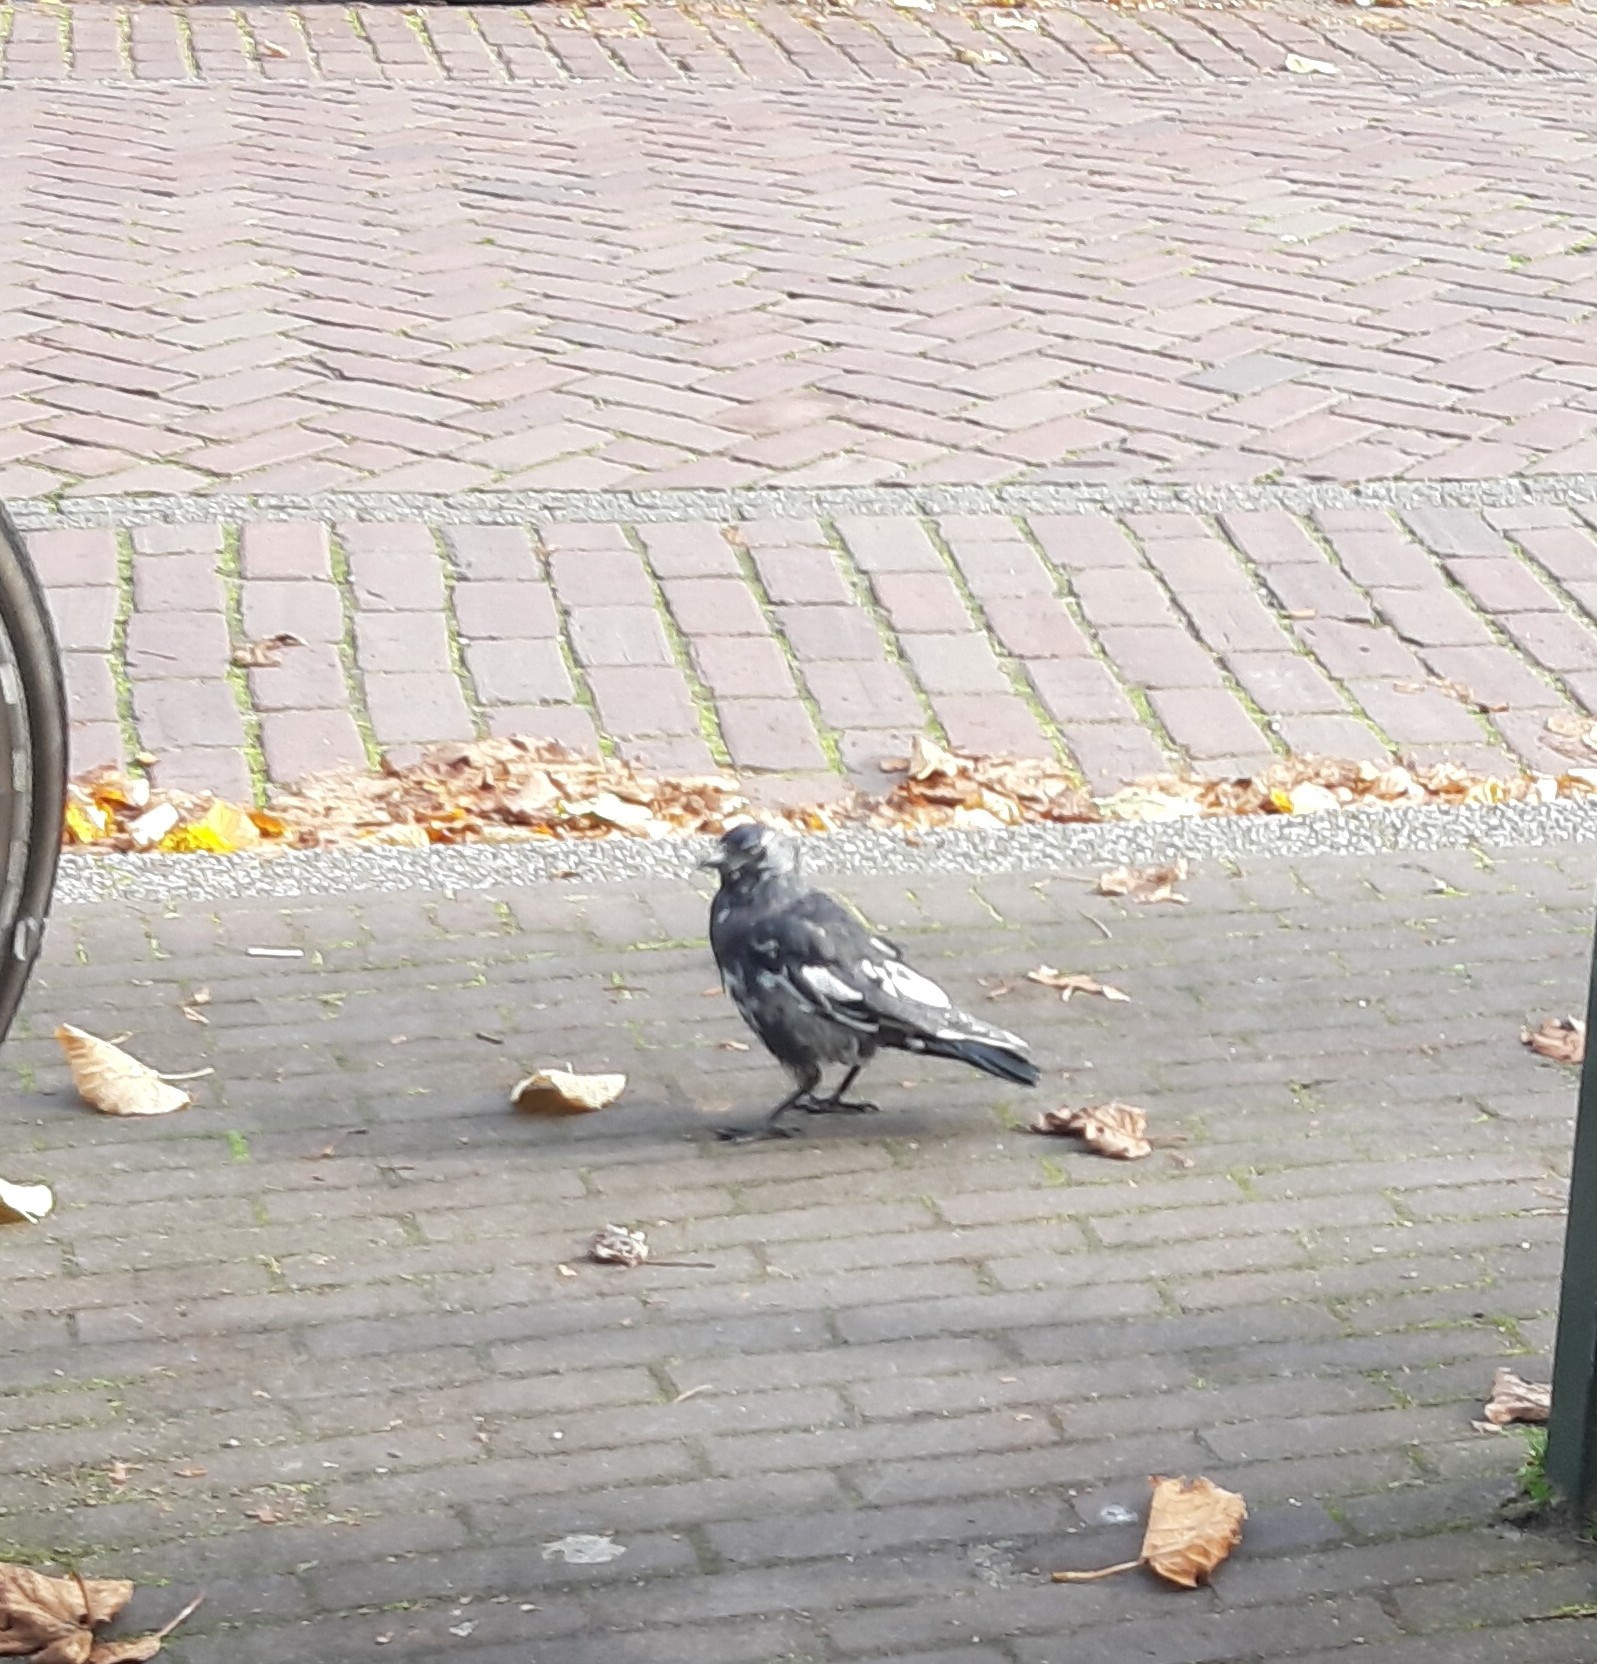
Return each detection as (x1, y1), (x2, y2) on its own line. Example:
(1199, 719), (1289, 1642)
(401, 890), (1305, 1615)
(715, 1122), (805, 1144)
(804, 1097), (880, 1115)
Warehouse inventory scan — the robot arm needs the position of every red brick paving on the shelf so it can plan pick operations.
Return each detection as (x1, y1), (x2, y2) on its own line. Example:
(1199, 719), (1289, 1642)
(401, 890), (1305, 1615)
(3, 4), (1597, 496)
(18, 501), (1597, 797)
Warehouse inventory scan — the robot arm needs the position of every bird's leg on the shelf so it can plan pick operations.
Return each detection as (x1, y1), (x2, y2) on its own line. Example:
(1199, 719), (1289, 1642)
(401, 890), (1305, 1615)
(715, 1071), (820, 1143)
(803, 1063), (879, 1115)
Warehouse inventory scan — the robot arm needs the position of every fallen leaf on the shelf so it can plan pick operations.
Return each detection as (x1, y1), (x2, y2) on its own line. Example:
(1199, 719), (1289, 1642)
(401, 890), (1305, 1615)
(1483, 1367), (1551, 1427)
(906, 733), (962, 782)
(1274, 782), (1340, 815)
(158, 801), (260, 855)
(67, 742), (1597, 857)
(105, 1459), (141, 1489)
(244, 1505), (284, 1524)
(1054, 1475), (1246, 1587)
(589, 1224), (650, 1266)
(1031, 1103), (1153, 1160)
(0, 1564), (202, 1663)
(1095, 860), (1190, 904)
(1025, 967), (1131, 1003)
(1522, 1015), (1585, 1064)
(231, 632), (306, 669)
(716, 1039), (751, 1051)
(671, 1384), (715, 1404)
(0, 1176), (53, 1224)
(56, 1026), (193, 1117)
(64, 792), (111, 845)
(1284, 52), (1341, 73)
(511, 1069), (626, 1115)
(173, 1467), (207, 1479)
(127, 803), (179, 850)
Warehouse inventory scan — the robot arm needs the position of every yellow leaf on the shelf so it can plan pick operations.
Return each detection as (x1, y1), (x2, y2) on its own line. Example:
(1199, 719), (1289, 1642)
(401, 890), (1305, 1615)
(159, 801), (261, 854)
(64, 797), (110, 844)
(247, 809), (289, 838)
(55, 1026), (193, 1117)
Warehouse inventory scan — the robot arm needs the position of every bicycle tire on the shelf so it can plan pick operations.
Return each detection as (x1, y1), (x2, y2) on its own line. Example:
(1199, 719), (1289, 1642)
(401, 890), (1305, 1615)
(0, 502), (67, 1050)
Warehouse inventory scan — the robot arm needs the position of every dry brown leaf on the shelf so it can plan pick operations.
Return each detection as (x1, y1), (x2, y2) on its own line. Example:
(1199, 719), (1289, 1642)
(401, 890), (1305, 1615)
(0, 1565), (200, 1664)
(1142, 1476), (1247, 1586)
(0, 1563), (132, 1662)
(1030, 1103), (1152, 1161)
(0, 1176), (53, 1225)
(1025, 966), (1131, 1003)
(55, 1027), (193, 1117)
(1054, 1475), (1246, 1587)
(1095, 860), (1189, 904)
(1483, 1367), (1551, 1427)
(589, 1224), (649, 1266)
(511, 1069), (626, 1115)
(1522, 1016), (1585, 1065)
(230, 633), (306, 669)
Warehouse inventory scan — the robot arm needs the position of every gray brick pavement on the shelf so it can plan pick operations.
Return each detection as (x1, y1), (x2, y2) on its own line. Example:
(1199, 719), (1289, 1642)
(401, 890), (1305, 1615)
(1, 840), (1595, 1659)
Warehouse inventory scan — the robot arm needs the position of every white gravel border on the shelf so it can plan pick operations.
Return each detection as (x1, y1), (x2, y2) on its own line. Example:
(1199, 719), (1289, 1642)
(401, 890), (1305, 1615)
(8, 472), (1597, 530)
(50, 797), (1597, 904)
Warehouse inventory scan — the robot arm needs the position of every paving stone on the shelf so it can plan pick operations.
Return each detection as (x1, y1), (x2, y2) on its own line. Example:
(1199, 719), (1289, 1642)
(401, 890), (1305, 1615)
(464, 639), (574, 706)
(259, 708), (369, 781)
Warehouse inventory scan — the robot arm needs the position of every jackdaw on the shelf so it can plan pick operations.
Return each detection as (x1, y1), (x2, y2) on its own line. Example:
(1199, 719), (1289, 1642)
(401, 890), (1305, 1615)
(702, 822), (1039, 1142)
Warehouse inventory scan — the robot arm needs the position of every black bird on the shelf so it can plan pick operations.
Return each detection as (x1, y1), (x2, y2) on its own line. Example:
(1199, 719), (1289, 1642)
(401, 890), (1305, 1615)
(702, 822), (1039, 1142)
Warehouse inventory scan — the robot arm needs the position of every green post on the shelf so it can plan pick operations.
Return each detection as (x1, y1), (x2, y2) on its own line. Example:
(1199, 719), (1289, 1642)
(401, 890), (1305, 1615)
(1546, 933), (1597, 1519)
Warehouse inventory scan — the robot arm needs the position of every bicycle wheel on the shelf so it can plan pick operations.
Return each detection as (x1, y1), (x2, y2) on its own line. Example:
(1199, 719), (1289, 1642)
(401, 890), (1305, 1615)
(0, 502), (67, 1049)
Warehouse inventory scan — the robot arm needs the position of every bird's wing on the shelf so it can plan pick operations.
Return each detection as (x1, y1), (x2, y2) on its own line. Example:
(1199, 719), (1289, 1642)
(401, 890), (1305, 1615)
(746, 892), (1026, 1052)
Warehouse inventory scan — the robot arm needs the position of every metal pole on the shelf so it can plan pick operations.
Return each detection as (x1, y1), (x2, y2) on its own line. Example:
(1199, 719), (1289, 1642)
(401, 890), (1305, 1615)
(1546, 913), (1597, 1518)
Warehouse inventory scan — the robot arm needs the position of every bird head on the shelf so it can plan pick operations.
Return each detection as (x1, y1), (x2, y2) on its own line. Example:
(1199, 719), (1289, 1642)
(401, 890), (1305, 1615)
(699, 821), (796, 881)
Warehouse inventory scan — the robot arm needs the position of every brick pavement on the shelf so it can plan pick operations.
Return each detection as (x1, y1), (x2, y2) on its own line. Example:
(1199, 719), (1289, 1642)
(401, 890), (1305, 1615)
(3, 15), (1597, 496)
(2, 841), (1594, 1660)
(19, 499), (1597, 801)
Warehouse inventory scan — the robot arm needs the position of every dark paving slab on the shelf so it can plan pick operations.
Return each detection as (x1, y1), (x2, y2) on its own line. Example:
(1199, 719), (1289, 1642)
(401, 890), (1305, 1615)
(1, 837), (1594, 1659)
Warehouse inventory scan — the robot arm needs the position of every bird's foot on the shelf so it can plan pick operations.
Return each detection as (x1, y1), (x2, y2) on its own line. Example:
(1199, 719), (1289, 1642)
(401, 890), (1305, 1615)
(714, 1122), (805, 1144)
(804, 1096), (880, 1115)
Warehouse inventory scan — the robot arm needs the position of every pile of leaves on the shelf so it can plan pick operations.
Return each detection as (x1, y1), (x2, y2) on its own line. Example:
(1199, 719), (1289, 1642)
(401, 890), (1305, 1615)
(63, 742), (762, 855)
(59, 738), (1597, 856)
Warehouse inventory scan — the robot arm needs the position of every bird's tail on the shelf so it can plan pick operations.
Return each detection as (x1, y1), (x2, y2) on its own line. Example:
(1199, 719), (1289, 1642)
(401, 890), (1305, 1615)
(921, 1026), (1040, 1087)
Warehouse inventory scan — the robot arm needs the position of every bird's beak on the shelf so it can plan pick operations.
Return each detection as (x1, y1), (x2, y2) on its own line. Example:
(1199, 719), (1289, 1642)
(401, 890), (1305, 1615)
(698, 851), (724, 872)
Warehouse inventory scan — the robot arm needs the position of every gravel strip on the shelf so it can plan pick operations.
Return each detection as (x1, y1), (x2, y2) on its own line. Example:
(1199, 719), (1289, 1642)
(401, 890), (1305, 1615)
(9, 473), (1597, 530)
(51, 796), (1597, 905)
